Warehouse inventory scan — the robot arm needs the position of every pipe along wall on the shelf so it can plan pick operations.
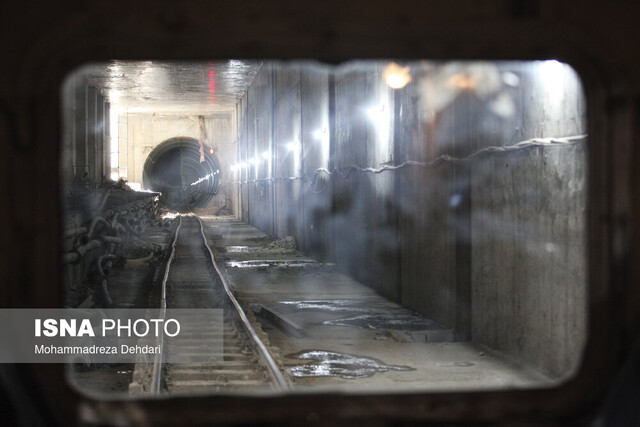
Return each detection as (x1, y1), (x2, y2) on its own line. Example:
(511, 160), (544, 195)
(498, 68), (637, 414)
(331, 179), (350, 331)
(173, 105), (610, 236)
(234, 61), (587, 380)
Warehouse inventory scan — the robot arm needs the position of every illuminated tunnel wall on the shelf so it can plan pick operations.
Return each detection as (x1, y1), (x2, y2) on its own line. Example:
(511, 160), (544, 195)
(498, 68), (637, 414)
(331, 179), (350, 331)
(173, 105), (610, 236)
(235, 61), (587, 379)
(143, 137), (221, 211)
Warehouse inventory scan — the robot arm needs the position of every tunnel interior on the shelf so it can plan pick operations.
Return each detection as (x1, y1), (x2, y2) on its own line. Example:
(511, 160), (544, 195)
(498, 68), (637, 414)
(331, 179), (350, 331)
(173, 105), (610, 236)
(59, 59), (587, 397)
(143, 137), (221, 211)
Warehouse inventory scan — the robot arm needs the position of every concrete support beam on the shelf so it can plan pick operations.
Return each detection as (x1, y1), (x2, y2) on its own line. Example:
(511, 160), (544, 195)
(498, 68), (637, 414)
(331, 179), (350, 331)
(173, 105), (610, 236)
(87, 86), (97, 184)
(74, 81), (88, 181)
(104, 101), (111, 181)
(95, 92), (105, 185)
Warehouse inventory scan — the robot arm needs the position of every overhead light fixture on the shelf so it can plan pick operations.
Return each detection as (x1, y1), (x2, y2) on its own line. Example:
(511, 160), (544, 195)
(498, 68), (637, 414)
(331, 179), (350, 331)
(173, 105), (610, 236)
(313, 127), (328, 141)
(383, 62), (412, 89)
(366, 105), (386, 122)
(538, 60), (565, 94)
(447, 72), (476, 90)
(286, 141), (300, 152)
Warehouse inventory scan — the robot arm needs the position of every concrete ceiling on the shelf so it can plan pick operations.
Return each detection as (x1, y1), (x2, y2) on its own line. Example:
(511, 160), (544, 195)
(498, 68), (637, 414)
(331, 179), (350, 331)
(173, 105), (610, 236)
(77, 60), (262, 114)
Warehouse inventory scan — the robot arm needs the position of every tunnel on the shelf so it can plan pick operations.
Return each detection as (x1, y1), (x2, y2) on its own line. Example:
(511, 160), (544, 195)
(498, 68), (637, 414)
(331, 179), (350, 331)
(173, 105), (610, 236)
(142, 137), (221, 211)
(4, 0), (640, 424)
(57, 59), (590, 405)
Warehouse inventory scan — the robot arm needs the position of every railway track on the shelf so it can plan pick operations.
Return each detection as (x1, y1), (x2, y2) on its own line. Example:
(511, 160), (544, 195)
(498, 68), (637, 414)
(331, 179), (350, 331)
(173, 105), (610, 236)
(149, 214), (288, 394)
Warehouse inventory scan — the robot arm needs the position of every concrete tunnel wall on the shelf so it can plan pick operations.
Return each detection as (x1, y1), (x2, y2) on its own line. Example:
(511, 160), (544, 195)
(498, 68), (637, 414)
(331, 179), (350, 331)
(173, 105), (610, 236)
(235, 61), (587, 379)
(61, 73), (111, 187)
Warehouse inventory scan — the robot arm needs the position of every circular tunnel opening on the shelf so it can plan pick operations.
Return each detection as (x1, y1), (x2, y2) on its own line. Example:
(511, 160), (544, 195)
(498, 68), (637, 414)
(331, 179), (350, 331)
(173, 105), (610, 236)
(143, 137), (221, 212)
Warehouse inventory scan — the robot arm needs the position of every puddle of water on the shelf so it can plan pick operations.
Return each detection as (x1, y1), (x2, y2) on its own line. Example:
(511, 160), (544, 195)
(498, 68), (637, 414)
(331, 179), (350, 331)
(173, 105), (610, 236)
(226, 259), (320, 269)
(225, 246), (254, 253)
(277, 300), (388, 313)
(285, 350), (414, 379)
(322, 314), (446, 331)
(436, 361), (475, 367)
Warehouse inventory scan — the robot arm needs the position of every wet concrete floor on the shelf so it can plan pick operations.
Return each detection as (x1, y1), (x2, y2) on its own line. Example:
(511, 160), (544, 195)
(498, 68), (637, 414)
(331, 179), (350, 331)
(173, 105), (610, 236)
(200, 215), (555, 392)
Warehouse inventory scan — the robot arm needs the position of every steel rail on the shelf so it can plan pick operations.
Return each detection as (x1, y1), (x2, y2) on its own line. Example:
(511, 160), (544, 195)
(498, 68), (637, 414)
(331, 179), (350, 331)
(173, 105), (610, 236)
(195, 215), (288, 390)
(150, 215), (182, 395)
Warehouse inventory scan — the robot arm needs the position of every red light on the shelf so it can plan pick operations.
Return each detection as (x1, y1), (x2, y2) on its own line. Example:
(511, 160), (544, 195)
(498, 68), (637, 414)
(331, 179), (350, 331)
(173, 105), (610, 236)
(208, 66), (216, 100)
(209, 148), (214, 154)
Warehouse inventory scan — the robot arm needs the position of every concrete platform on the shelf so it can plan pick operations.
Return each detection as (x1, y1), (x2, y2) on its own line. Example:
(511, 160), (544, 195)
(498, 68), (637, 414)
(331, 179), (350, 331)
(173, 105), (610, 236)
(201, 216), (556, 393)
